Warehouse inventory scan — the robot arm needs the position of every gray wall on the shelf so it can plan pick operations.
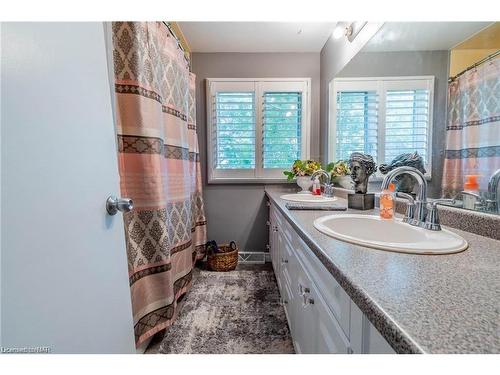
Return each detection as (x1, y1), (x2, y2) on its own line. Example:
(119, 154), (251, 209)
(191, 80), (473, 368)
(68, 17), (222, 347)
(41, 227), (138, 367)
(336, 50), (450, 197)
(192, 52), (320, 252)
(319, 23), (383, 164)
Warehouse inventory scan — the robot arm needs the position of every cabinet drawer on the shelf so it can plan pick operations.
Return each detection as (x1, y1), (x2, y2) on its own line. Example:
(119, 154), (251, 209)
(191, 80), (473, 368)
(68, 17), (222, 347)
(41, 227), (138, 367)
(272, 205), (283, 227)
(294, 236), (351, 339)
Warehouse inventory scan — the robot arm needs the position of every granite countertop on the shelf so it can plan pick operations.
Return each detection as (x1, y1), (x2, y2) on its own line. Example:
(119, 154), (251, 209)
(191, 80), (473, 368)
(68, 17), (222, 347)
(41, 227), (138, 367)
(265, 188), (500, 354)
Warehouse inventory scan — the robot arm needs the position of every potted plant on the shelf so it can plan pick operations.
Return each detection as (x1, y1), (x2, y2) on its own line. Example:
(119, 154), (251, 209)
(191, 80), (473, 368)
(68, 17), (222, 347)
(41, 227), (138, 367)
(283, 160), (321, 193)
(326, 160), (353, 189)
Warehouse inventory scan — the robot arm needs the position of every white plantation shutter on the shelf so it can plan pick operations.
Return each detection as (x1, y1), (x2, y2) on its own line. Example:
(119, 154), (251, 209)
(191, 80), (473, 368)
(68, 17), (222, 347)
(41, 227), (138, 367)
(207, 79), (311, 182)
(262, 92), (302, 169)
(214, 92), (256, 169)
(335, 91), (378, 162)
(330, 77), (434, 175)
(384, 89), (430, 164)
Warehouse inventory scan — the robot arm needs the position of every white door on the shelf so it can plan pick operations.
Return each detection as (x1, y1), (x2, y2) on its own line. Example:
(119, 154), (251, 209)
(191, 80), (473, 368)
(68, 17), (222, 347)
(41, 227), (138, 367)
(1, 22), (135, 353)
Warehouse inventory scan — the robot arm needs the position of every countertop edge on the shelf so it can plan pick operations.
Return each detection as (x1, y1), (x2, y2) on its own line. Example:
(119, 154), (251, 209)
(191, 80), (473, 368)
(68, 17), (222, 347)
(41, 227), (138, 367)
(265, 190), (425, 354)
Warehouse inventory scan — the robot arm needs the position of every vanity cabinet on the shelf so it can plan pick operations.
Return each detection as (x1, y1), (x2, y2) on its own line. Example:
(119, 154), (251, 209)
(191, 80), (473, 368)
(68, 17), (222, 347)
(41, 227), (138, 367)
(268, 201), (395, 354)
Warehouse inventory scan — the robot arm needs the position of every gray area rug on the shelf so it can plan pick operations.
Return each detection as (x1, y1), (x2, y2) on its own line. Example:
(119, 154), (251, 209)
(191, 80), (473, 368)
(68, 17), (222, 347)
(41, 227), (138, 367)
(146, 264), (294, 354)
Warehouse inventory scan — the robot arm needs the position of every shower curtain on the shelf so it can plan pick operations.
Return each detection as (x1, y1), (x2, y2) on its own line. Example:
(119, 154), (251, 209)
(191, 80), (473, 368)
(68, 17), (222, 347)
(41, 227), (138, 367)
(442, 55), (500, 197)
(112, 22), (207, 347)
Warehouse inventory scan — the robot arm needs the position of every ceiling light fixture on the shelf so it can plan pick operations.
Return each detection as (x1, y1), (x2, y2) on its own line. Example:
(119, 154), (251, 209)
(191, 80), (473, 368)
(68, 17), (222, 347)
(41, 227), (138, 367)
(332, 22), (368, 42)
(332, 25), (344, 39)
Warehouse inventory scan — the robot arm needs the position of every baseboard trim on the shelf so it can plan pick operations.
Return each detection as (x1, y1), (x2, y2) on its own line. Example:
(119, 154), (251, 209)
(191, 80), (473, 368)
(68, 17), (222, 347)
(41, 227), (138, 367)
(238, 251), (268, 264)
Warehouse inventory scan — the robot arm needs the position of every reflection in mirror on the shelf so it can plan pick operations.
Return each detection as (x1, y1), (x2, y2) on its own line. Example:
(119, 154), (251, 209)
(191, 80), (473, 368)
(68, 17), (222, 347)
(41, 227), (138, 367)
(328, 22), (500, 214)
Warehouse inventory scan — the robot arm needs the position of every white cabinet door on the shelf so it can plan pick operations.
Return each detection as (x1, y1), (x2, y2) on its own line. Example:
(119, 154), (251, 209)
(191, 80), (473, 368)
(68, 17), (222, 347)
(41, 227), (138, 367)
(294, 257), (350, 354)
(279, 234), (297, 339)
(1, 22), (135, 353)
(292, 262), (316, 353)
(269, 206), (281, 280)
(269, 206), (276, 271)
(275, 226), (284, 291)
(350, 302), (395, 354)
(310, 285), (350, 354)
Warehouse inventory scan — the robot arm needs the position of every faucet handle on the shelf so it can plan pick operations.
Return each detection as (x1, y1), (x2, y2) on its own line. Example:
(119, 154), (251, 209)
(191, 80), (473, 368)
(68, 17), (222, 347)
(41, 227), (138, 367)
(424, 199), (455, 231)
(396, 192), (415, 224)
(484, 199), (497, 212)
(323, 183), (335, 198)
(428, 198), (456, 209)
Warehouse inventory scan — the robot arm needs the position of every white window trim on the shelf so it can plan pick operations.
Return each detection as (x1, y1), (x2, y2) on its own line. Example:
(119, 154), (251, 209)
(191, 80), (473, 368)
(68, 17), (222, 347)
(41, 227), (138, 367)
(328, 76), (434, 181)
(206, 78), (311, 184)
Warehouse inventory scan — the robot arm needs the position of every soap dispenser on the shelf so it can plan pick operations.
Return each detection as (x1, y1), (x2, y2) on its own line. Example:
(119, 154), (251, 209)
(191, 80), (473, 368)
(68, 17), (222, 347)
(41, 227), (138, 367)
(380, 183), (395, 219)
(312, 177), (321, 196)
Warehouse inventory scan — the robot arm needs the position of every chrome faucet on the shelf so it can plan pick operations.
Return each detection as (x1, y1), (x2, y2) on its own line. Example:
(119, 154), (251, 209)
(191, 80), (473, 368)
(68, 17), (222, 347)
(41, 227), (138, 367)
(381, 166), (428, 227)
(310, 170), (334, 198)
(487, 168), (500, 213)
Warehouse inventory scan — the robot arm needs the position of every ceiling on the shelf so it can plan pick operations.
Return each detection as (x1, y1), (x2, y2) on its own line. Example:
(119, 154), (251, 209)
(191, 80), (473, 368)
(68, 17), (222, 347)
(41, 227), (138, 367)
(177, 22), (336, 53)
(363, 22), (493, 52)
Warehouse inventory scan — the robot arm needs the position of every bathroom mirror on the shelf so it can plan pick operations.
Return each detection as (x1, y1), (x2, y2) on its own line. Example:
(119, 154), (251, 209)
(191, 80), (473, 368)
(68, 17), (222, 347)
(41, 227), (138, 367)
(329, 22), (500, 215)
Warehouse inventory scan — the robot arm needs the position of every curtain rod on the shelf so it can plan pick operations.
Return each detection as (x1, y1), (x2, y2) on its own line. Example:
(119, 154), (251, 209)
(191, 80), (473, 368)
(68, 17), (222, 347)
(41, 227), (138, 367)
(449, 49), (500, 82)
(162, 21), (191, 70)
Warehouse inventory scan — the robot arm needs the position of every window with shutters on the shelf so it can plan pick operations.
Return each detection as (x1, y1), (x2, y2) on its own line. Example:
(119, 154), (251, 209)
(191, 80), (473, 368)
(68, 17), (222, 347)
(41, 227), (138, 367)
(207, 79), (311, 183)
(329, 76), (434, 178)
(214, 92), (256, 170)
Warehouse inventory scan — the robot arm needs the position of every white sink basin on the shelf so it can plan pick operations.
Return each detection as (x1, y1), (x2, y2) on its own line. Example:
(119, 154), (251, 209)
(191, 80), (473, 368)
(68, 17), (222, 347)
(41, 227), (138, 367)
(280, 193), (338, 203)
(313, 214), (468, 255)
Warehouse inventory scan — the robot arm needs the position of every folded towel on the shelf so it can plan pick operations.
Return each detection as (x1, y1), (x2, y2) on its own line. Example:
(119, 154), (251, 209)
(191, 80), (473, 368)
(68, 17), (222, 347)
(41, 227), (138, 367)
(285, 203), (347, 211)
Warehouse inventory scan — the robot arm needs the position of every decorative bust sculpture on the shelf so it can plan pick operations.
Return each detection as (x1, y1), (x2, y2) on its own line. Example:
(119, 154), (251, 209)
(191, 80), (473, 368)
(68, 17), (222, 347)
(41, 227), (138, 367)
(379, 152), (426, 193)
(349, 152), (377, 194)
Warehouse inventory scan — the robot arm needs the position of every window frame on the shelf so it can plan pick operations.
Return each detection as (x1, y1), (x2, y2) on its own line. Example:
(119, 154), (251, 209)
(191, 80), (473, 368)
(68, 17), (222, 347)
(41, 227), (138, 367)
(207, 78), (311, 184)
(328, 76), (434, 180)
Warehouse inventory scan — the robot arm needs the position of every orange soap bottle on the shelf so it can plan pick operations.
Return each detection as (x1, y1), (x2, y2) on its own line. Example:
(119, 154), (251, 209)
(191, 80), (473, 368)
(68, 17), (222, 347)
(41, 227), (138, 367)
(463, 175), (480, 210)
(380, 183), (395, 219)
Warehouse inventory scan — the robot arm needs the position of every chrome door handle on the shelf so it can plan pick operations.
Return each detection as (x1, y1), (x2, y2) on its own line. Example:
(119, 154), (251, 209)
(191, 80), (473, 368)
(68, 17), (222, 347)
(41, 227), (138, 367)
(298, 284), (304, 296)
(297, 284), (310, 296)
(106, 195), (133, 215)
(302, 295), (314, 307)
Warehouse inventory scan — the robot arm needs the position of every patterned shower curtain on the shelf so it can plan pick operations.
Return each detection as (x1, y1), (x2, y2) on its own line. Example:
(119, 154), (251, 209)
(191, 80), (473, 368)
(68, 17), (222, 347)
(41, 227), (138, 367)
(442, 55), (500, 197)
(112, 22), (207, 347)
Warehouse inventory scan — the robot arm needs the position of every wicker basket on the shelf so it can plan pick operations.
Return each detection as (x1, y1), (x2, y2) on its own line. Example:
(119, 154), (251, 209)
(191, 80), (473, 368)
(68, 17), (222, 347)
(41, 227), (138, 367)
(207, 243), (238, 272)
